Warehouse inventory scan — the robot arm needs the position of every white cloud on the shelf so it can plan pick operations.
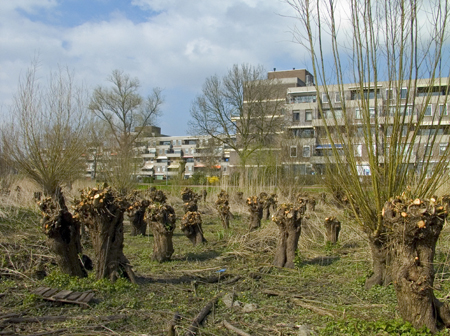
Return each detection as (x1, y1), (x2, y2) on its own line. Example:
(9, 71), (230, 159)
(0, 0), (304, 135)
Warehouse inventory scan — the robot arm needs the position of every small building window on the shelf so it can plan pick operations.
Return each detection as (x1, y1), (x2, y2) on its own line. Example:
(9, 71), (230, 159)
(425, 104), (433, 116)
(440, 104), (448, 116)
(322, 93), (329, 103)
(400, 88), (408, 99)
(440, 143), (447, 156)
(303, 145), (311, 157)
(355, 108), (362, 119)
(305, 110), (312, 121)
(293, 111), (300, 122)
(424, 144), (433, 156)
(335, 92), (341, 103)
(290, 146), (297, 157)
(354, 144), (363, 157)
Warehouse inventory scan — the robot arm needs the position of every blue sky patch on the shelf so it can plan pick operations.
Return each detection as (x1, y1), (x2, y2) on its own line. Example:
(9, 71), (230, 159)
(16, 0), (160, 27)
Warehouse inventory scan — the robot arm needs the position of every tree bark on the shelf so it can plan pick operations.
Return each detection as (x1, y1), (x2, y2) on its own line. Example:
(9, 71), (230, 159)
(324, 217), (341, 244)
(127, 199), (150, 236)
(247, 196), (263, 230)
(181, 211), (206, 246)
(364, 232), (391, 289)
(147, 204), (176, 262)
(385, 196), (450, 333)
(39, 196), (87, 278)
(215, 190), (231, 229)
(150, 221), (175, 262)
(74, 186), (135, 282)
(272, 204), (303, 268)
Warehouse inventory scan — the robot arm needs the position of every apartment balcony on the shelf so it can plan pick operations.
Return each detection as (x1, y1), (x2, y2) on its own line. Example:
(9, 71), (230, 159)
(166, 151), (182, 158)
(141, 152), (156, 158)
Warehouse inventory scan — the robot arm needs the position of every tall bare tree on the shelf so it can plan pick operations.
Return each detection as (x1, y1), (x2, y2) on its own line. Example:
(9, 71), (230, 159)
(2, 63), (89, 196)
(2, 63), (90, 277)
(189, 64), (286, 187)
(89, 70), (163, 193)
(287, 0), (450, 331)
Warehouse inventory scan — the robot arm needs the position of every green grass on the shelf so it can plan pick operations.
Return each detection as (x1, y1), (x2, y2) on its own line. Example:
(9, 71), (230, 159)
(1, 198), (450, 335)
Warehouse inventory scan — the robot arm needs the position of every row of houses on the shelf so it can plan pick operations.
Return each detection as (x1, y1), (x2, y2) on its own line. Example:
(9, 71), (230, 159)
(85, 68), (450, 181)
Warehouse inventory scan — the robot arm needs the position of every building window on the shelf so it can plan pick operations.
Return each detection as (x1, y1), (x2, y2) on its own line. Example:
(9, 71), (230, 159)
(290, 146), (297, 157)
(305, 110), (312, 121)
(369, 107), (376, 118)
(355, 144), (363, 157)
(440, 104), (448, 116)
(424, 144), (433, 157)
(386, 88), (394, 100)
(293, 111), (300, 122)
(355, 108), (362, 119)
(440, 143), (447, 156)
(322, 93), (329, 103)
(425, 104), (433, 116)
(400, 88), (408, 99)
(335, 92), (341, 103)
(303, 145), (311, 157)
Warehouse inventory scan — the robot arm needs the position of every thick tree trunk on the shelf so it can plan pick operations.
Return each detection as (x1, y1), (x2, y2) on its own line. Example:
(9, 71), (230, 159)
(364, 232), (391, 289)
(249, 210), (262, 230)
(219, 213), (230, 229)
(247, 196), (263, 231)
(150, 221), (175, 262)
(88, 207), (134, 282)
(40, 196), (87, 277)
(272, 204), (303, 268)
(385, 197), (450, 333)
(324, 217), (341, 244)
(216, 190), (231, 229)
(130, 209), (147, 236)
(74, 186), (135, 283)
(147, 203), (176, 262)
(181, 211), (206, 246)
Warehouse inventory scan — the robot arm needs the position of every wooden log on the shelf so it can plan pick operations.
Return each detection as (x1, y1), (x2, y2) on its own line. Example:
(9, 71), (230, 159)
(223, 320), (252, 336)
(184, 294), (223, 336)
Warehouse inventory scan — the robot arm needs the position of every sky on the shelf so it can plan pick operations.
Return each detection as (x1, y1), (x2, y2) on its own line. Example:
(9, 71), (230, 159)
(0, 0), (309, 136)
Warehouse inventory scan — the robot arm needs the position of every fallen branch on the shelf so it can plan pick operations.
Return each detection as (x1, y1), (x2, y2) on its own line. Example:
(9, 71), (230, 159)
(290, 298), (338, 318)
(26, 328), (67, 336)
(262, 289), (339, 318)
(223, 320), (252, 336)
(184, 294), (223, 336)
(0, 314), (126, 326)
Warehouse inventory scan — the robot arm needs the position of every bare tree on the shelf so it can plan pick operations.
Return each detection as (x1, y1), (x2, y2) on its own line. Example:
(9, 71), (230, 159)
(287, 0), (450, 331)
(89, 70), (163, 193)
(189, 64), (286, 187)
(2, 63), (89, 196)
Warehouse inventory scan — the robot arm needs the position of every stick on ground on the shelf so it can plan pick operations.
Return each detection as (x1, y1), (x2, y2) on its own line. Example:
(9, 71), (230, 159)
(223, 320), (252, 336)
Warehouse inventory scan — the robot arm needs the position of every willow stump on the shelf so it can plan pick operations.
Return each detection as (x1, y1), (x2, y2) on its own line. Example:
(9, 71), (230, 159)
(364, 230), (391, 289)
(148, 188), (167, 204)
(307, 197), (316, 212)
(272, 203), (304, 268)
(383, 195), (450, 332)
(247, 196), (263, 231)
(261, 193), (277, 220)
(73, 185), (135, 283)
(324, 216), (341, 244)
(39, 195), (87, 277)
(146, 203), (176, 262)
(127, 199), (150, 236)
(181, 211), (206, 245)
(215, 190), (231, 229)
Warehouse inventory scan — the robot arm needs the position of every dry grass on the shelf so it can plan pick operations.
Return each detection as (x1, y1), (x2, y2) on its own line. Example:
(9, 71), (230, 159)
(1, 181), (450, 335)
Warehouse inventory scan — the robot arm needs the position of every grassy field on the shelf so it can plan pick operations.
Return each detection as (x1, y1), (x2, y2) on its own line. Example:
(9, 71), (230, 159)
(1, 184), (450, 335)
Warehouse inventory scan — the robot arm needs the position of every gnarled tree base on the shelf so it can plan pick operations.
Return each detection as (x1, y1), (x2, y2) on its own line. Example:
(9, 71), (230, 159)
(384, 196), (450, 332)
